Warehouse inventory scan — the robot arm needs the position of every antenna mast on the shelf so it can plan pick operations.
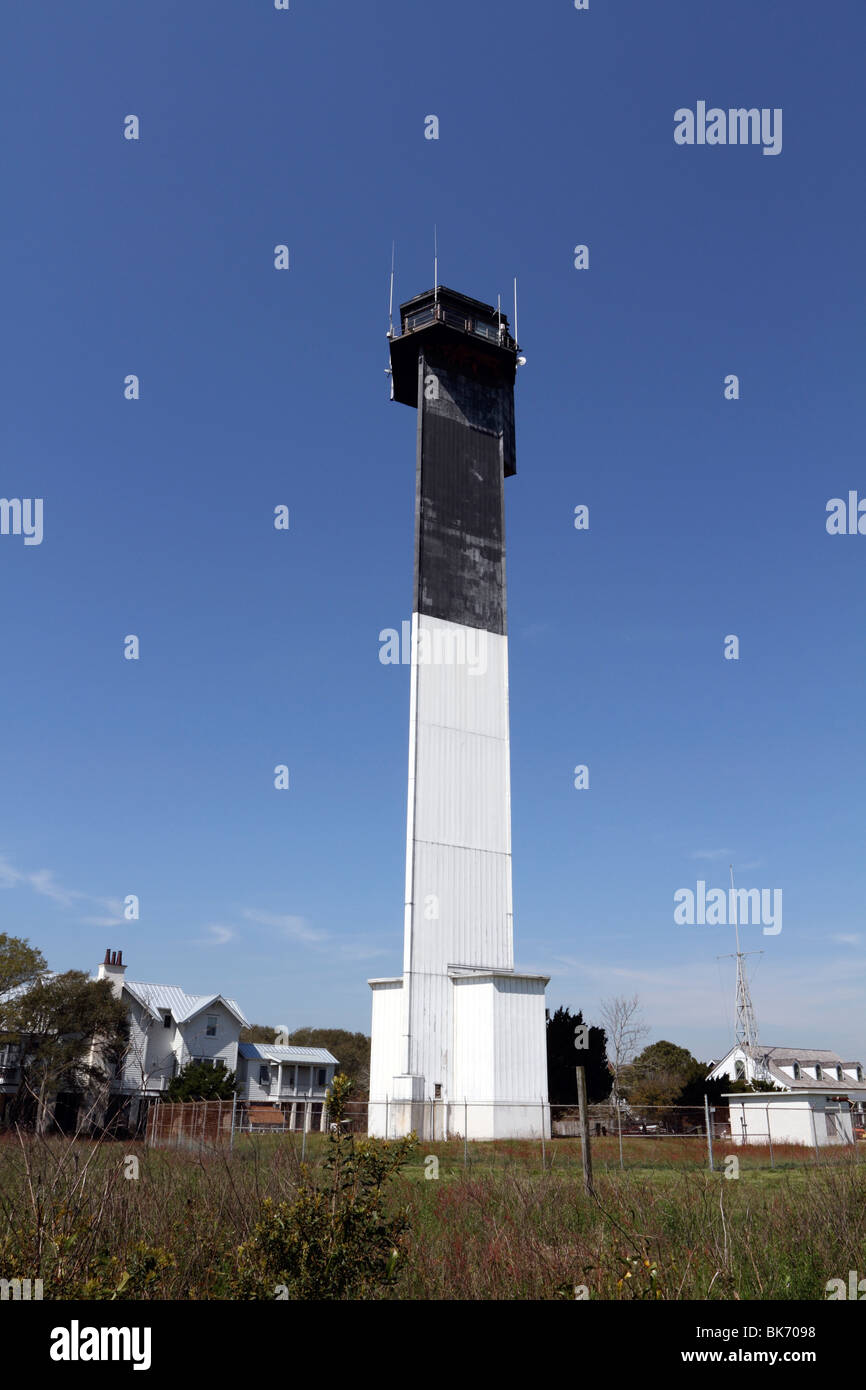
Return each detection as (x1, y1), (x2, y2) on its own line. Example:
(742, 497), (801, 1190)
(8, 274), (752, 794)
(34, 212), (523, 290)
(387, 241), (395, 339)
(513, 276), (518, 347)
(434, 226), (438, 303)
(718, 864), (761, 1056)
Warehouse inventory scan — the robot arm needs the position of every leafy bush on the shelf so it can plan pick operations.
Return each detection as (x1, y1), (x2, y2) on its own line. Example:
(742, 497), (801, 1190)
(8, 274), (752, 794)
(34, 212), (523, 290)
(165, 1060), (235, 1101)
(229, 1074), (415, 1299)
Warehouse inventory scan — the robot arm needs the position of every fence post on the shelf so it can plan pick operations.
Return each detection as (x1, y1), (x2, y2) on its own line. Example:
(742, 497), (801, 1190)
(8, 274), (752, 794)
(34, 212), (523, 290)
(704, 1093), (714, 1173)
(464, 1097), (468, 1168)
(576, 1067), (594, 1195)
(385, 1092), (389, 1140)
(230, 1091), (236, 1155)
(810, 1105), (819, 1161)
(540, 1097), (546, 1170)
(765, 1103), (774, 1168)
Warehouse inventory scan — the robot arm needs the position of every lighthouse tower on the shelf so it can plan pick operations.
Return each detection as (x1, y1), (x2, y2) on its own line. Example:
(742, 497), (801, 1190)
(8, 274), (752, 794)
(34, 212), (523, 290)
(367, 285), (550, 1141)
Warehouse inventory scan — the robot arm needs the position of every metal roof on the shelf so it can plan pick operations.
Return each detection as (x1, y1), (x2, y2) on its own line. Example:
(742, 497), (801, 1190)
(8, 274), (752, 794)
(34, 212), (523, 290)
(710, 1043), (865, 1092)
(762, 1047), (850, 1064)
(124, 980), (248, 1028)
(238, 1043), (339, 1065)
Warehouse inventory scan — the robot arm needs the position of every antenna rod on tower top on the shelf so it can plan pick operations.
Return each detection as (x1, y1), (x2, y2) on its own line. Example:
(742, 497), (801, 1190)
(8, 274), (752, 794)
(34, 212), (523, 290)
(730, 864), (742, 959)
(434, 226), (438, 302)
(388, 241), (395, 338)
(513, 277), (518, 346)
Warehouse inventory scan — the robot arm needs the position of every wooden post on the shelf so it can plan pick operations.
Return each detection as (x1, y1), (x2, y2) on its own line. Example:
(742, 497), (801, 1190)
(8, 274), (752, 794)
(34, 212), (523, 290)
(576, 1066), (593, 1195)
(704, 1093), (714, 1172)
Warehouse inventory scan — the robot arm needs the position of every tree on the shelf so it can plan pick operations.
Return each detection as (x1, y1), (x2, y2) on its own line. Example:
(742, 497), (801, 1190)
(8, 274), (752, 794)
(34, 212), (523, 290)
(623, 1039), (704, 1129)
(286, 1029), (370, 1097)
(599, 994), (649, 1164)
(0, 933), (47, 1037)
(240, 1023), (279, 1045)
(165, 1060), (236, 1102)
(546, 1006), (611, 1104)
(7, 971), (129, 1133)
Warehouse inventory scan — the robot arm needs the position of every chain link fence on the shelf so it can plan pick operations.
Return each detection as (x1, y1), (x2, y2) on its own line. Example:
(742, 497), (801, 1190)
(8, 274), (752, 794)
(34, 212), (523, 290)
(144, 1094), (866, 1174)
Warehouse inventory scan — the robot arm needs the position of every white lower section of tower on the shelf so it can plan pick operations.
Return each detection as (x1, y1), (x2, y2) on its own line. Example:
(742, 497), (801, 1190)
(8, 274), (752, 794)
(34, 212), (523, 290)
(368, 613), (549, 1141)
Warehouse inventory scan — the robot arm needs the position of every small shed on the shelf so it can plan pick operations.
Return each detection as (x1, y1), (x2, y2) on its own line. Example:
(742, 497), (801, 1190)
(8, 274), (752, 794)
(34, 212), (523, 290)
(725, 1091), (855, 1147)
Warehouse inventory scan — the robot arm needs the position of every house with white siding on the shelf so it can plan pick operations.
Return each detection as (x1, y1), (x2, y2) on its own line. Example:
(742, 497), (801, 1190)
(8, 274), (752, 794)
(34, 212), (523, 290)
(235, 1043), (339, 1132)
(708, 1044), (866, 1147)
(95, 949), (249, 1131)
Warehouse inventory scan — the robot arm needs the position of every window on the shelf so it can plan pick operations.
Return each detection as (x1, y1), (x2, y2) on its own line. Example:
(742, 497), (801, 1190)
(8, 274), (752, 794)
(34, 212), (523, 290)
(286, 1067), (295, 1088)
(734, 1060), (746, 1081)
(837, 1066), (844, 1082)
(815, 1065), (823, 1081)
(258, 1065), (270, 1086)
(858, 1066), (864, 1083)
(434, 1083), (442, 1099)
(206, 1015), (217, 1037)
(792, 1062), (801, 1080)
(317, 1068), (326, 1087)
(163, 1012), (172, 1028)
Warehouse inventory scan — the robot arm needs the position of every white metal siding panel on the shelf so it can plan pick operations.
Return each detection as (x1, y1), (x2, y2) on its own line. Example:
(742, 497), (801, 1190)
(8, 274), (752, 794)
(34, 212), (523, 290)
(452, 977), (494, 1105)
(492, 975), (549, 1103)
(406, 970), (451, 1092)
(415, 618), (509, 739)
(409, 841), (513, 974)
(368, 981), (403, 1099)
(414, 725), (509, 853)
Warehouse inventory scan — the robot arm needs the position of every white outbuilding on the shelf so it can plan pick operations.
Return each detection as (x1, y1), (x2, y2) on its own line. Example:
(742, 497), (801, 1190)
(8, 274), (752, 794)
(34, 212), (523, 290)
(726, 1090), (855, 1148)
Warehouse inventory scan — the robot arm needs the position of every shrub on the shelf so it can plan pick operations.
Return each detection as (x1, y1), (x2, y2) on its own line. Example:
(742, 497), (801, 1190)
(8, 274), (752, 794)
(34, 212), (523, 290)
(228, 1074), (415, 1299)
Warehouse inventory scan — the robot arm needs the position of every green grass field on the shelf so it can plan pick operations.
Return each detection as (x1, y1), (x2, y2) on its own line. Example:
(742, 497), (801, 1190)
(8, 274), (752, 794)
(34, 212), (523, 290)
(1, 1129), (864, 1299)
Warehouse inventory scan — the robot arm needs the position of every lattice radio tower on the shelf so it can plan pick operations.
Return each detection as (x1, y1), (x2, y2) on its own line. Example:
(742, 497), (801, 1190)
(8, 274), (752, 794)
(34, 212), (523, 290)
(717, 864), (761, 1055)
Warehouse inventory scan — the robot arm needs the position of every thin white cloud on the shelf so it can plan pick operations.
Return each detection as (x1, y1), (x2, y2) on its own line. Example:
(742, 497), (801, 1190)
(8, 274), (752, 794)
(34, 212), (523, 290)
(690, 849), (733, 861)
(830, 933), (861, 946)
(241, 908), (327, 944)
(195, 924), (235, 946)
(336, 942), (390, 962)
(0, 855), (122, 922)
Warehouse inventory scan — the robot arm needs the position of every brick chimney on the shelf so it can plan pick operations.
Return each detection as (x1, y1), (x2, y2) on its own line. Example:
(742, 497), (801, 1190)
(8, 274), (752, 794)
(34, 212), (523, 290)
(97, 948), (127, 998)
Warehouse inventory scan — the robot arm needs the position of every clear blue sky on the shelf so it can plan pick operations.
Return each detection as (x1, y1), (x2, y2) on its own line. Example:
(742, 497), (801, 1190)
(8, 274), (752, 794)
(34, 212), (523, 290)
(3, 1), (864, 1064)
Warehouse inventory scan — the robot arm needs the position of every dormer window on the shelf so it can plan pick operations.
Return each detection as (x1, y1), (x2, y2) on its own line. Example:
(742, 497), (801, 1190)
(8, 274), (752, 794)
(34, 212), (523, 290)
(815, 1064), (823, 1081)
(858, 1066), (864, 1083)
(837, 1066), (844, 1082)
(792, 1062), (801, 1080)
(163, 1012), (172, 1029)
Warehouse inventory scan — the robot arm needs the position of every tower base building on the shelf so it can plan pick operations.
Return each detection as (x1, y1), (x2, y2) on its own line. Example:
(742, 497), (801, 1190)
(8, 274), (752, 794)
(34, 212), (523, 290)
(367, 286), (549, 1142)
